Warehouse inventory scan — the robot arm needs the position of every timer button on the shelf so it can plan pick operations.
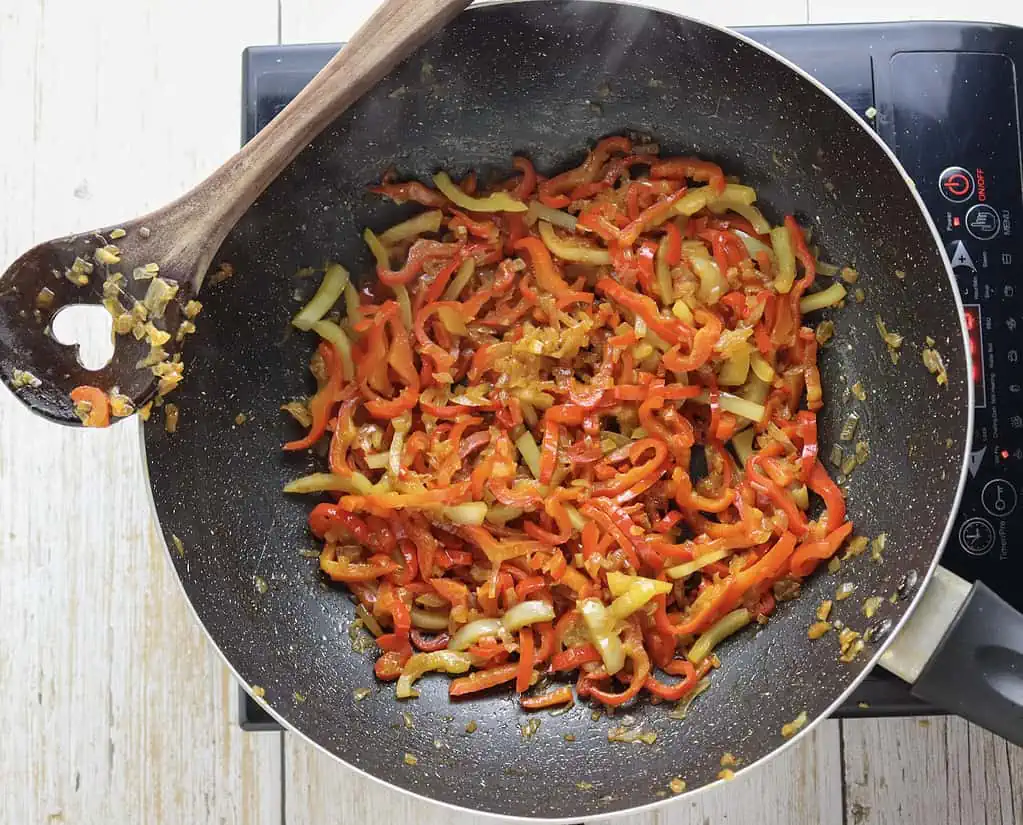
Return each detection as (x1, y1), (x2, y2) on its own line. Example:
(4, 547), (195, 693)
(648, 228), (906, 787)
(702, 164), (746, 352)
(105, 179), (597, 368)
(966, 204), (1001, 241)
(939, 166), (974, 203)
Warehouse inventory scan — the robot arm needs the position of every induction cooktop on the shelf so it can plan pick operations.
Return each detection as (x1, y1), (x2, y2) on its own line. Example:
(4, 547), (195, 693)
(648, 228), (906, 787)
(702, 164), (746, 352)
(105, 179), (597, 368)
(236, 20), (1023, 728)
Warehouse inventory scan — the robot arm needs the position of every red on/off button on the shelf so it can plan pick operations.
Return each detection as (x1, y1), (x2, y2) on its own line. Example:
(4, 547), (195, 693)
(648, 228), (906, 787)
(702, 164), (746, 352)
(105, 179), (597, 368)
(939, 166), (975, 202)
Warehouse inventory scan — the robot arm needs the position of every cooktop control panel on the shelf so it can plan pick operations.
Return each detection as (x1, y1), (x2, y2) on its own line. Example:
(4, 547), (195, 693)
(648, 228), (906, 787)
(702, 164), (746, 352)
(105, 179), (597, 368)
(882, 51), (1023, 604)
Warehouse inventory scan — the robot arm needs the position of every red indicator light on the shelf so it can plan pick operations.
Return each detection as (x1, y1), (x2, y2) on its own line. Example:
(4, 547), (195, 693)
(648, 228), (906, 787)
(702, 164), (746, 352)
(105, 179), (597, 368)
(953, 216), (961, 227)
(1002, 450), (1010, 459)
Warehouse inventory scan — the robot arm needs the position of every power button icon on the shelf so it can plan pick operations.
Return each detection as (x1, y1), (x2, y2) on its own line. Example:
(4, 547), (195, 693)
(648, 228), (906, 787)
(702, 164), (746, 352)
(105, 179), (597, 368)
(939, 166), (974, 203)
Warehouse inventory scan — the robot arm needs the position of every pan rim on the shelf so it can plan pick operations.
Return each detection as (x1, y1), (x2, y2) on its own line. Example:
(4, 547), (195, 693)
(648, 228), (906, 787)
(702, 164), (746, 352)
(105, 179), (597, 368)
(138, 1), (975, 821)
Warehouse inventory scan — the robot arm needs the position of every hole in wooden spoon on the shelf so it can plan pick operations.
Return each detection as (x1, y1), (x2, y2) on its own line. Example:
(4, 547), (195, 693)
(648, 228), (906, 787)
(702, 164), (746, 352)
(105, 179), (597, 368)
(50, 304), (114, 371)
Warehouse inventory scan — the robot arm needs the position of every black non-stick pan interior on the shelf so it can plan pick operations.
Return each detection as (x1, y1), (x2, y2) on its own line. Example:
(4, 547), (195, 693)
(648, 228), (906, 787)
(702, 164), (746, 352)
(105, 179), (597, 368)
(142, 1), (969, 818)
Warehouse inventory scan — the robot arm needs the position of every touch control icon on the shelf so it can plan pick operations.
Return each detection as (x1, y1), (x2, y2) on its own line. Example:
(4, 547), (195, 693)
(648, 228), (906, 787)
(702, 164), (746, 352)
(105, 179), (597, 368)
(939, 166), (974, 202)
(966, 204), (1001, 240)
(959, 517), (995, 556)
(981, 478), (1017, 517)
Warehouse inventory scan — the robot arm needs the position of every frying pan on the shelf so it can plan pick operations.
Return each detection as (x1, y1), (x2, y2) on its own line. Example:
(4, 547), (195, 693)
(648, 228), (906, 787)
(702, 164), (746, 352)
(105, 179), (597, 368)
(2, 1), (1022, 820)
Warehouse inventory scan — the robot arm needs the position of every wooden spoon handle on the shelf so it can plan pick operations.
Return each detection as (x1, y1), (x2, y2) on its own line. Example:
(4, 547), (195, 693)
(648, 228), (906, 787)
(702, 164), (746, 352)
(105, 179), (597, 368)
(165, 0), (472, 287)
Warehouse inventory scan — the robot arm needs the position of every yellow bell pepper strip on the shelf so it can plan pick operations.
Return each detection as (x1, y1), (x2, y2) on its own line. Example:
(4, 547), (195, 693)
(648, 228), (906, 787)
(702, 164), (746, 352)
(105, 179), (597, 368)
(433, 171), (528, 213)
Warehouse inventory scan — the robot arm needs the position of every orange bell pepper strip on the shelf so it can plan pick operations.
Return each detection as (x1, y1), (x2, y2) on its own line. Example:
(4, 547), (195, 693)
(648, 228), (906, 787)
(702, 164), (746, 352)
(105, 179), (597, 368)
(538, 416), (559, 484)
(520, 686), (574, 710)
(644, 657), (713, 701)
(789, 521), (854, 578)
(285, 342), (342, 450)
(585, 622), (651, 707)
(786, 215), (817, 306)
(795, 411), (818, 482)
(319, 551), (399, 582)
(808, 459), (846, 530)
(369, 180), (447, 208)
(449, 663), (519, 697)
(596, 277), (693, 346)
(363, 384), (418, 420)
(516, 629), (535, 693)
(376, 239), (462, 287)
(649, 156), (726, 194)
(513, 237), (593, 305)
(592, 438), (668, 497)
(70, 385), (111, 427)
(662, 309), (723, 373)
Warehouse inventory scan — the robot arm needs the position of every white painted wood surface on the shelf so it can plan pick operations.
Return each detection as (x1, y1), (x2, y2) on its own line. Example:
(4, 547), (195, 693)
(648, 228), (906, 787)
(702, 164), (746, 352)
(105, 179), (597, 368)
(0, 1), (283, 824)
(2, 0), (1023, 823)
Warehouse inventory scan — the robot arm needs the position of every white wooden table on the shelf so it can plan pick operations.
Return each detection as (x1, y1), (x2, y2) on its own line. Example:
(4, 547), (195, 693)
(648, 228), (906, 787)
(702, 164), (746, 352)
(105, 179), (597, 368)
(2, 1), (1022, 823)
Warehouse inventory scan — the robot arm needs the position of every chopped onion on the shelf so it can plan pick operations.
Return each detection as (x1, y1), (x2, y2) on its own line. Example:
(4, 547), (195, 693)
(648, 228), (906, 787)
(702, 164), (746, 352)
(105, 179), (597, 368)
(709, 201), (770, 234)
(606, 571), (637, 598)
(579, 598), (626, 675)
(688, 608), (752, 664)
(667, 548), (731, 580)
(410, 607), (451, 631)
(839, 412), (859, 442)
(448, 619), (503, 651)
(396, 651), (472, 699)
(735, 230), (774, 260)
(750, 351), (775, 383)
(363, 452), (390, 469)
(669, 677), (711, 720)
(718, 392), (766, 423)
(502, 600), (556, 632)
(800, 282), (847, 313)
(356, 604), (384, 637)
(293, 263), (350, 330)
(692, 256), (726, 304)
(485, 505), (524, 525)
(672, 299), (694, 324)
(439, 502), (488, 526)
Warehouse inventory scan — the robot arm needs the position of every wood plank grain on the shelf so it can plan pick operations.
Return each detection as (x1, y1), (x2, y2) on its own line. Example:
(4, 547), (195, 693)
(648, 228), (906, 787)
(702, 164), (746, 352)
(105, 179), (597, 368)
(842, 716), (1023, 825)
(279, 0), (811, 44)
(284, 719), (841, 825)
(0, 0), (282, 823)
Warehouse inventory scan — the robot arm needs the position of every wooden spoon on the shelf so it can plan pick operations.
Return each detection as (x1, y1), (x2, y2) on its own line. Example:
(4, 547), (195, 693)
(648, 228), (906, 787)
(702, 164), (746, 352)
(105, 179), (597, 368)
(0, 0), (471, 425)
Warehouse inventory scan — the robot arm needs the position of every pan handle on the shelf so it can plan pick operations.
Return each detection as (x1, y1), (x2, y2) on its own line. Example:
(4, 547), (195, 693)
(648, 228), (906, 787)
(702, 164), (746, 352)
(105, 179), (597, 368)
(880, 567), (1023, 745)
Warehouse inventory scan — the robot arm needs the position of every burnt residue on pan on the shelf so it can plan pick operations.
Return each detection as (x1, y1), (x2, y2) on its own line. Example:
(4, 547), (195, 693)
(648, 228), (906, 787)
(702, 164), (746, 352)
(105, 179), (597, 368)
(141, 1), (967, 819)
